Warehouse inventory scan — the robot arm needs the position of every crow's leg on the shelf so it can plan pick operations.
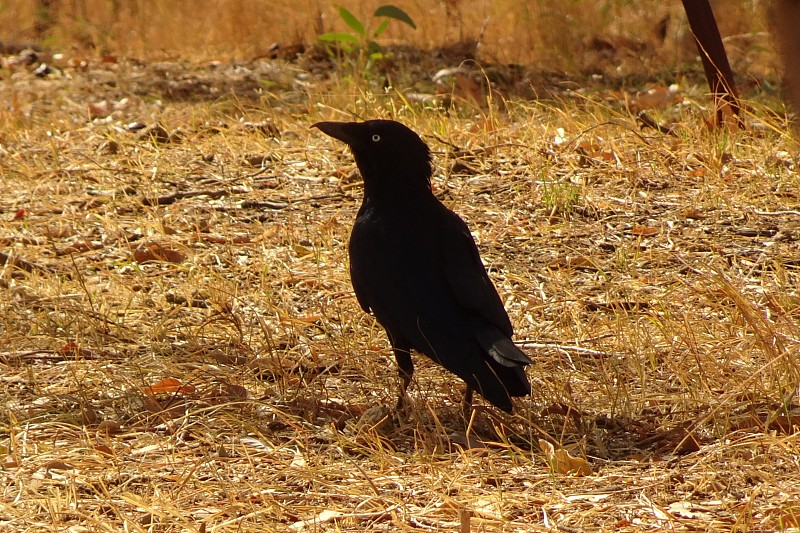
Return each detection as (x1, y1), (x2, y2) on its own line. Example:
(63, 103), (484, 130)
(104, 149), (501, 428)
(393, 344), (414, 411)
(462, 386), (474, 423)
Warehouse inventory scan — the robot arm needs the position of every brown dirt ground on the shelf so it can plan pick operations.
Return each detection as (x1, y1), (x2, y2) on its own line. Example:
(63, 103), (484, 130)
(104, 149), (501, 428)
(1, 42), (800, 532)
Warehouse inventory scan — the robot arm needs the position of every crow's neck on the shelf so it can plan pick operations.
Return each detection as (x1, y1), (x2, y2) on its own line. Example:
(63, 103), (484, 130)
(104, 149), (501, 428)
(357, 169), (432, 203)
(352, 149), (433, 202)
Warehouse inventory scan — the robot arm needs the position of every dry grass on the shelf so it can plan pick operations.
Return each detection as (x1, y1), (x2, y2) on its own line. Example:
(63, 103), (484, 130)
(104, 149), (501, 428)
(2, 3), (800, 531)
(0, 0), (777, 71)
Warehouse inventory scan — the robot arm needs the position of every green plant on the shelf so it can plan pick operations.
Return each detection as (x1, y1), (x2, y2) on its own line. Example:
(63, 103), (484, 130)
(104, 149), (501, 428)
(319, 4), (416, 73)
(541, 180), (581, 217)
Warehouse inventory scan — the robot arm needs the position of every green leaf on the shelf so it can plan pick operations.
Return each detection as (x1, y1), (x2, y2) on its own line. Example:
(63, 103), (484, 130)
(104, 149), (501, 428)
(338, 6), (366, 36)
(366, 40), (382, 56)
(373, 5), (416, 29)
(318, 32), (360, 44)
(372, 19), (390, 39)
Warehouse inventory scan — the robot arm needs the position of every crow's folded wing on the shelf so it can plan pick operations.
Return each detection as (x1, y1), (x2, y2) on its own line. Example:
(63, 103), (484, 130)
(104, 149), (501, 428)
(349, 259), (372, 314)
(439, 212), (514, 337)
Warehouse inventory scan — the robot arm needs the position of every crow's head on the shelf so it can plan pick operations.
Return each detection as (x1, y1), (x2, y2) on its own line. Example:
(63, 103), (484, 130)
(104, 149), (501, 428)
(313, 120), (432, 195)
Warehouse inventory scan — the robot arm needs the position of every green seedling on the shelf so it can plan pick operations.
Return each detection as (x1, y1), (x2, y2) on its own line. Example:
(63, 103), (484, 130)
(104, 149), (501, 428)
(319, 4), (416, 73)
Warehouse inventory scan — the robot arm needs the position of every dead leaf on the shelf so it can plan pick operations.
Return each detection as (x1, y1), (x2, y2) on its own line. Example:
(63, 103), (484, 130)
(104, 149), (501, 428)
(58, 342), (94, 358)
(354, 405), (393, 433)
(137, 124), (172, 144)
(143, 378), (196, 396)
(636, 423), (700, 454)
(291, 244), (314, 257)
(769, 414), (800, 435)
(43, 225), (77, 238)
(290, 509), (343, 530)
(548, 256), (598, 270)
(241, 121), (280, 137)
(93, 443), (114, 456)
(88, 100), (112, 119)
(667, 501), (714, 520)
(132, 242), (187, 264)
(539, 439), (592, 476)
(296, 314), (323, 324)
(96, 420), (122, 435)
(202, 382), (250, 403)
(779, 506), (800, 528)
(683, 207), (705, 219)
(44, 460), (72, 471)
(289, 450), (306, 468)
(575, 140), (618, 166)
(471, 497), (504, 520)
(433, 67), (485, 106)
(629, 83), (679, 110)
(630, 225), (659, 236)
(689, 166), (707, 177)
(56, 239), (102, 256)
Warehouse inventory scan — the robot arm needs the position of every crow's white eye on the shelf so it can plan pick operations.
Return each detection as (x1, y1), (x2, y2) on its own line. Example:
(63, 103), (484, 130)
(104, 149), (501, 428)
(371, 134), (381, 142)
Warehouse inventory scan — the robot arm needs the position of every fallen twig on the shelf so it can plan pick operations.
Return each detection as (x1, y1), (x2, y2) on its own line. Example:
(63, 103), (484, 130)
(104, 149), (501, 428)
(752, 209), (800, 217)
(516, 341), (618, 358)
(142, 187), (250, 206)
(0, 350), (102, 362)
(636, 111), (676, 136)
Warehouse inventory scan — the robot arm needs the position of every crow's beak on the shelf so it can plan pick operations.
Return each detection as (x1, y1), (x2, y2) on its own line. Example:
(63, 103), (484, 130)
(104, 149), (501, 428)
(312, 121), (361, 146)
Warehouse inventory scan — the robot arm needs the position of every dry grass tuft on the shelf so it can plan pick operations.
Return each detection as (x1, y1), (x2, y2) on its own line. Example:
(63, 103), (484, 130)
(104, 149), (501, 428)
(2, 4), (800, 531)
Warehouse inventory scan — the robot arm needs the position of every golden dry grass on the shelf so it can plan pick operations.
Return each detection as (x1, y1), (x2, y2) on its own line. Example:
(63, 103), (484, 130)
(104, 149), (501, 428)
(0, 0), (777, 71)
(2, 2), (800, 532)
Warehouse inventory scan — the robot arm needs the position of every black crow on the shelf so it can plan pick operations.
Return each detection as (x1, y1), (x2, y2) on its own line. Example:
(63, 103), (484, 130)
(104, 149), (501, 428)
(313, 119), (531, 414)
